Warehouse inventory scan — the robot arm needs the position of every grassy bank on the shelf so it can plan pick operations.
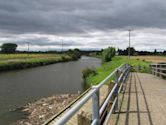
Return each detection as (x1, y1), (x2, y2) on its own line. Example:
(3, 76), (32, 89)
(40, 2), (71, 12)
(86, 56), (151, 86)
(0, 54), (73, 72)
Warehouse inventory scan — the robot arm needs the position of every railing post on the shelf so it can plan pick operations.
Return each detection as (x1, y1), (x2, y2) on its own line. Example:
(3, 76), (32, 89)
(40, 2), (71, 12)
(114, 69), (119, 112)
(159, 65), (162, 78)
(92, 88), (100, 125)
(122, 66), (128, 92)
(151, 65), (154, 75)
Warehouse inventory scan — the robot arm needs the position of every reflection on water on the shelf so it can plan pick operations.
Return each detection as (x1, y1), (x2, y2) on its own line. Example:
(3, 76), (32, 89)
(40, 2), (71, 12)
(0, 56), (101, 125)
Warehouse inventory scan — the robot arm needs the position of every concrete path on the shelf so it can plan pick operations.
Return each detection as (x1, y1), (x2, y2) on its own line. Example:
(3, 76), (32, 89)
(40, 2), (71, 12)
(109, 72), (166, 125)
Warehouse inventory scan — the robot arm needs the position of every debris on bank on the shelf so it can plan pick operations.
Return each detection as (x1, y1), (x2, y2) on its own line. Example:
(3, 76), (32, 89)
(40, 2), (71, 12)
(11, 94), (78, 125)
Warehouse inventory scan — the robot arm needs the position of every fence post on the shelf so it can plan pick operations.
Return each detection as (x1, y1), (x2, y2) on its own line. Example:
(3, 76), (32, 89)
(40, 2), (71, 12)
(151, 65), (154, 75)
(160, 65), (163, 78)
(92, 88), (100, 125)
(155, 64), (158, 76)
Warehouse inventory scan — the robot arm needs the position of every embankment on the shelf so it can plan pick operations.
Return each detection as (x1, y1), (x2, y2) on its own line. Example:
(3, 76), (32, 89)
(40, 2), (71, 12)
(0, 55), (73, 72)
(11, 94), (78, 125)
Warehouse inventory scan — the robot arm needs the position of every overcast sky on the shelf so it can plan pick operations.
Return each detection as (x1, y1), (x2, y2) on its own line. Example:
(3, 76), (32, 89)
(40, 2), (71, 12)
(0, 0), (166, 51)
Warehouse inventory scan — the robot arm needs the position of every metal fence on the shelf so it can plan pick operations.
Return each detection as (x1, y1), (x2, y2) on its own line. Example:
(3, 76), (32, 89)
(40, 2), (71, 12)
(50, 64), (130, 125)
(151, 63), (166, 78)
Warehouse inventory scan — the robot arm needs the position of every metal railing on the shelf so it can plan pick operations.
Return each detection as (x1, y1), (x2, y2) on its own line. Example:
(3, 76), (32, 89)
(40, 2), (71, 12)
(151, 63), (166, 78)
(52, 64), (131, 125)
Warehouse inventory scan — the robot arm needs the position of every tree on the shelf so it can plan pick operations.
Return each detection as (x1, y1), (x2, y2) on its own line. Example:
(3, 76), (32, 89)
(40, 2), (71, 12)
(102, 47), (116, 62)
(1, 43), (18, 53)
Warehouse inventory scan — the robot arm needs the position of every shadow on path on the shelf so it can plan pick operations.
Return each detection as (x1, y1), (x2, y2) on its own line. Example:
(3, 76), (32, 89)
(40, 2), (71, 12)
(113, 72), (154, 125)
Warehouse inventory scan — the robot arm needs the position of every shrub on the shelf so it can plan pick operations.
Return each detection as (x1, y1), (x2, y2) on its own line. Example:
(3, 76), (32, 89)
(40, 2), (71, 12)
(82, 67), (97, 79)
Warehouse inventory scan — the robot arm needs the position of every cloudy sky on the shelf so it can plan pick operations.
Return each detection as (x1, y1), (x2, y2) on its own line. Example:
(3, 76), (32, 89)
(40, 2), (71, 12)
(0, 0), (166, 51)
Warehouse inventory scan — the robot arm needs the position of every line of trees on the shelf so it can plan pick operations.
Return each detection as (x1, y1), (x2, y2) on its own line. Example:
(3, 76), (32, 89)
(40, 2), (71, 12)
(0, 42), (165, 56)
(118, 47), (166, 56)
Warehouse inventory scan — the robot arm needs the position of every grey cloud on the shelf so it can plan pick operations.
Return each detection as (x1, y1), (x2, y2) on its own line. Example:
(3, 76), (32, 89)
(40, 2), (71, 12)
(0, 36), (82, 47)
(0, 0), (166, 35)
(0, 0), (166, 51)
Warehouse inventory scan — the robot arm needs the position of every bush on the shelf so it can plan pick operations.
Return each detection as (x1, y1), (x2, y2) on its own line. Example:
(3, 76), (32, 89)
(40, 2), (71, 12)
(82, 67), (97, 79)
(102, 47), (116, 62)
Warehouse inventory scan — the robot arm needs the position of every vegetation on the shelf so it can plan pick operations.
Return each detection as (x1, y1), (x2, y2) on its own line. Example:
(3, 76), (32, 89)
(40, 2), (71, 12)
(82, 67), (97, 88)
(0, 54), (74, 72)
(118, 47), (166, 56)
(82, 67), (97, 79)
(102, 47), (116, 62)
(67, 49), (81, 60)
(1, 43), (18, 53)
(0, 47), (83, 72)
(86, 56), (151, 86)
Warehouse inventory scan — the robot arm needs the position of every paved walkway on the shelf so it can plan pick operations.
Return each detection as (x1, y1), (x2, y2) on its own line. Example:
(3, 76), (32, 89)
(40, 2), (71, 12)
(109, 72), (166, 125)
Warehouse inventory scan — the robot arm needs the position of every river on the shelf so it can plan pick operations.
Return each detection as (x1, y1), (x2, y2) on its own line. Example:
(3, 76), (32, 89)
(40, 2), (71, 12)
(0, 56), (101, 125)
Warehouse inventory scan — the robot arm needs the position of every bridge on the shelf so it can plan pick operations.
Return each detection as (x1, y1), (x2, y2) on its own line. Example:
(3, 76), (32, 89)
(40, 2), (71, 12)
(44, 63), (166, 125)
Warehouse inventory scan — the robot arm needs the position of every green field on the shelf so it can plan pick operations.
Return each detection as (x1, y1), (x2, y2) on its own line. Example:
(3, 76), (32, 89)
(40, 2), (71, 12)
(86, 56), (151, 85)
(0, 54), (73, 72)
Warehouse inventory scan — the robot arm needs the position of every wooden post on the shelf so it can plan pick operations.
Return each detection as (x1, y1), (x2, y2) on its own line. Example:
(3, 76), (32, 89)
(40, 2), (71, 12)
(77, 111), (91, 125)
(160, 65), (163, 78)
(152, 66), (154, 75)
(155, 64), (158, 76)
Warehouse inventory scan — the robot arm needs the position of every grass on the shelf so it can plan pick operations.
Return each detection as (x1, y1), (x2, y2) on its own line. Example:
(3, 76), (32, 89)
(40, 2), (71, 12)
(0, 54), (73, 72)
(86, 56), (151, 86)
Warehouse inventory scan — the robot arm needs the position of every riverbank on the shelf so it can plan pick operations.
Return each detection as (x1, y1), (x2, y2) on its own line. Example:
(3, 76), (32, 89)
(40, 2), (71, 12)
(86, 56), (151, 86)
(0, 54), (74, 72)
(11, 94), (78, 125)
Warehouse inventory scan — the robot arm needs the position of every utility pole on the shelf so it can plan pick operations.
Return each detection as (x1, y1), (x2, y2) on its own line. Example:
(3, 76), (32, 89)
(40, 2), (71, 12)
(27, 42), (30, 53)
(128, 29), (132, 63)
(61, 39), (63, 53)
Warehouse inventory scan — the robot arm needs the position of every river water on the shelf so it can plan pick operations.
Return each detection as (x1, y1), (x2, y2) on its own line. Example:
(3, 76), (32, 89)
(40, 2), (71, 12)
(0, 56), (101, 125)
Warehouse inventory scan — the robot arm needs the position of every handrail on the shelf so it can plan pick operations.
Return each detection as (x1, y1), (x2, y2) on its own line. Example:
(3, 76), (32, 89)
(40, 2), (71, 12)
(151, 67), (166, 71)
(49, 64), (130, 125)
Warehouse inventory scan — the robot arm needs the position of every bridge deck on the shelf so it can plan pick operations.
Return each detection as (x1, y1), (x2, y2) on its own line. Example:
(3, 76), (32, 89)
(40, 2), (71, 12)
(109, 72), (166, 125)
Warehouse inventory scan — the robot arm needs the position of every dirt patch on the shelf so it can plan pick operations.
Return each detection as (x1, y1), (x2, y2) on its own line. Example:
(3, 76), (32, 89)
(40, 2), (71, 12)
(11, 94), (78, 125)
(131, 56), (166, 63)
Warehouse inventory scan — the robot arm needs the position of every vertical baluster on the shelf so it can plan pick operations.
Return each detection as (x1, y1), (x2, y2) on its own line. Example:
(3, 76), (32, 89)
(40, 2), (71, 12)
(92, 88), (99, 125)
(114, 69), (119, 112)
